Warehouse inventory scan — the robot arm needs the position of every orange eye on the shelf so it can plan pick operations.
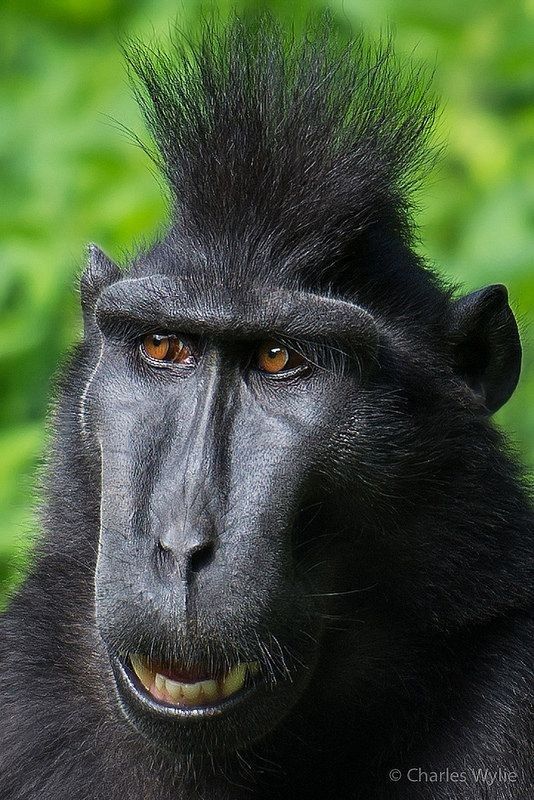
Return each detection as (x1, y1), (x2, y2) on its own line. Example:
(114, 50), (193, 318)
(256, 340), (305, 375)
(141, 334), (193, 365)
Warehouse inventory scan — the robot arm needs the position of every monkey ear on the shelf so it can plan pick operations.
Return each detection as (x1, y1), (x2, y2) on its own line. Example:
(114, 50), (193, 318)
(449, 285), (521, 415)
(81, 244), (121, 333)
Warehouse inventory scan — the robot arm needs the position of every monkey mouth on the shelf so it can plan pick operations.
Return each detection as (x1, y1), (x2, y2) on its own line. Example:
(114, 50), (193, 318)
(122, 653), (261, 713)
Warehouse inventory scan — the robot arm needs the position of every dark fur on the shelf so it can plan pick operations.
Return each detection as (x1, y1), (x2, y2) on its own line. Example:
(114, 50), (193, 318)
(0, 17), (532, 800)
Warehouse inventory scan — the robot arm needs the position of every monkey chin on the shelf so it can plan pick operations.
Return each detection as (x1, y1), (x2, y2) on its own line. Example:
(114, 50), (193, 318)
(108, 649), (314, 757)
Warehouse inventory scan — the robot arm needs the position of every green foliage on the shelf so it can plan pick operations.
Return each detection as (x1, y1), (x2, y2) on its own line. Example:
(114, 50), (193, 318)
(0, 0), (532, 601)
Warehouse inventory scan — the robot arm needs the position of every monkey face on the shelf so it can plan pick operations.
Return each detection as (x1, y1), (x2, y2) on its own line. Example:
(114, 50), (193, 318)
(79, 241), (521, 759)
(80, 253), (378, 755)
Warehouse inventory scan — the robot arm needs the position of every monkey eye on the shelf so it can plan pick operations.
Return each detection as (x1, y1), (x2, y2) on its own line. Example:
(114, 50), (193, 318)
(141, 333), (195, 365)
(256, 340), (307, 375)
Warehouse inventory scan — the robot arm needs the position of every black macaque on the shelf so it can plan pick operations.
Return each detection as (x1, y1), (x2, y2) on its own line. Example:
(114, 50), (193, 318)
(0, 17), (532, 800)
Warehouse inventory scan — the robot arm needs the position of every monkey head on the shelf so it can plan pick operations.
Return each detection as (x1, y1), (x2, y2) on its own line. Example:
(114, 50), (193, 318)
(72, 21), (524, 763)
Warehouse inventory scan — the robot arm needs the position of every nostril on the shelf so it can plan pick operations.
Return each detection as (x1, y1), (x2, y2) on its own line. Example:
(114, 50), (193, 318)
(189, 541), (214, 574)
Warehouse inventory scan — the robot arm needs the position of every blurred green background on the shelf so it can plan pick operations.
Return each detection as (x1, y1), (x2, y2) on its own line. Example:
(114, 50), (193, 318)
(1, 0), (533, 601)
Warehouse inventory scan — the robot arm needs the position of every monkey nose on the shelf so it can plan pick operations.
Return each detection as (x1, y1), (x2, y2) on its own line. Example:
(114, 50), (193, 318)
(156, 532), (215, 581)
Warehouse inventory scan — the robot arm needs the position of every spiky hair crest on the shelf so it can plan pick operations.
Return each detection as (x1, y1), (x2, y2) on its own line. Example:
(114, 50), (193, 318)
(125, 15), (437, 282)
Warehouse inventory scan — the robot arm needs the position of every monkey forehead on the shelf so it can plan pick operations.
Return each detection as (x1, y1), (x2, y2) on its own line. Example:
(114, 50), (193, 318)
(96, 275), (377, 349)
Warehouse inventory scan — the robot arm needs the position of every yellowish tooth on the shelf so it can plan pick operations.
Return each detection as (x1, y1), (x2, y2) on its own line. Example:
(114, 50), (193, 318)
(222, 663), (246, 698)
(130, 655), (154, 690)
(199, 679), (218, 701)
(164, 677), (184, 702)
(130, 658), (254, 707)
(181, 682), (202, 703)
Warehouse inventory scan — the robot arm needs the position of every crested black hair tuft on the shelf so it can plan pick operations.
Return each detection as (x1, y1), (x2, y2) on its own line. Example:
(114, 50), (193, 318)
(124, 15), (438, 271)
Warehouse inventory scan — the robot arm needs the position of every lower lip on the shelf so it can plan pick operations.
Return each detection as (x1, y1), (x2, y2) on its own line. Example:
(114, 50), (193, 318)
(112, 656), (259, 719)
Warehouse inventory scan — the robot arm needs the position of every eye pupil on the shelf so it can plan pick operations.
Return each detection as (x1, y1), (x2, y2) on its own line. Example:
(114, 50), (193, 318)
(268, 346), (282, 360)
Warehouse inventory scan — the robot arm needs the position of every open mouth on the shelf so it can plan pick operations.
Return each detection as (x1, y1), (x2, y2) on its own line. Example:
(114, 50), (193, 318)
(126, 654), (261, 711)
